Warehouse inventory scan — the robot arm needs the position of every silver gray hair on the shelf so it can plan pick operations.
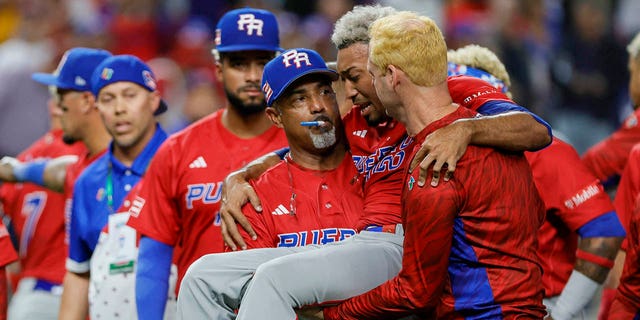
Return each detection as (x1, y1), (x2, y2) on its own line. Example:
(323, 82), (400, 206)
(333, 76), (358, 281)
(331, 5), (398, 50)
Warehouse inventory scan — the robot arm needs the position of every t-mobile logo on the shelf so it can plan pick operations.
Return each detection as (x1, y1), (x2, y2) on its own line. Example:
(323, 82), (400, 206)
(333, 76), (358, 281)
(237, 14), (264, 36)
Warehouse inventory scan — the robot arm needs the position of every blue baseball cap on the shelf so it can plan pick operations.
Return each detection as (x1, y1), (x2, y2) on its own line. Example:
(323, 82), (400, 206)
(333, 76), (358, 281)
(91, 55), (168, 115)
(261, 48), (338, 107)
(32, 47), (112, 92)
(214, 7), (282, 53)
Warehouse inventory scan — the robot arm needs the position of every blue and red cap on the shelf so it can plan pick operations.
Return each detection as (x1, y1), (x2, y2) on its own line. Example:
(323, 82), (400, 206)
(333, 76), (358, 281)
(32, 47), (112, 92)
(261, 48), (338, 107)
(91, 54), (167, 115)
(214, 7), (282, 53)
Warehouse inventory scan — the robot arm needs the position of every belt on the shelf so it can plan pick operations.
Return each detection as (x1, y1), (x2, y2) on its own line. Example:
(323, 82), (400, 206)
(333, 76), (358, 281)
(34, 279), (63, 295)
(363, 224), (404, 236)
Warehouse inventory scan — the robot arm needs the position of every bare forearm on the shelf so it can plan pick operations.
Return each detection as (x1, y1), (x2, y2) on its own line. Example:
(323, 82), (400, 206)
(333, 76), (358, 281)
(59, 271), (90, 320)
(242, 152), (283, 180)
(575, 236), (623, 283)
(462, 112), (551, 151)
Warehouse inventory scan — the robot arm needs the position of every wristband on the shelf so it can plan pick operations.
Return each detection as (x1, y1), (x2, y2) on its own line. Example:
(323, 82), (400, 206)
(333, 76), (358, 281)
(13, 160), (47, 186)
(576, 249), (615, 269)
(551, 270), (599, 320)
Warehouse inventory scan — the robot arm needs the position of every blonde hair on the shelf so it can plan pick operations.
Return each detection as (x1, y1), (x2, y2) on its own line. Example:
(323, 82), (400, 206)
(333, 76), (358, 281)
(369, 12), (447, 87)
(627, 32), (640, 61)
(448, 44), (513, 98)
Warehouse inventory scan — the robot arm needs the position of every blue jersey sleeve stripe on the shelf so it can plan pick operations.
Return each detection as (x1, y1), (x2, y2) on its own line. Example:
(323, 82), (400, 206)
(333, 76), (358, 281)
(477, 101), (553, 150)
(577, 212), (627, 238)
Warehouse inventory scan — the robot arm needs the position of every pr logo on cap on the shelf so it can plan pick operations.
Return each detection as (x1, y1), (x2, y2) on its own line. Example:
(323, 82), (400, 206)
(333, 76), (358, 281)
(142, 70), (156, 90)
(237, 14), (263, 36)
(282, 50), (312, 68)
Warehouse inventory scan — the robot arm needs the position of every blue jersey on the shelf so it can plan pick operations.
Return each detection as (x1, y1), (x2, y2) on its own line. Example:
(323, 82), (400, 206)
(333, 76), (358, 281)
(66, 124), (167, 273)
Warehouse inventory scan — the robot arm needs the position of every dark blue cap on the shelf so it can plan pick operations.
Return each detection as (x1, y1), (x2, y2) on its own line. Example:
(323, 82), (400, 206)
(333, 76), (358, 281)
(91, 55), (167, 115)
(261, 48), (338, 107)
(32, 47), (112, 92)
(214, 7), (282, 53)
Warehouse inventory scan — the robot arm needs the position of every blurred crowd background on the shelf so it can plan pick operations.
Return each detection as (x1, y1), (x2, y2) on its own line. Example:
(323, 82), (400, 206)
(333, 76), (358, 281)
(0, 0), (638, 157)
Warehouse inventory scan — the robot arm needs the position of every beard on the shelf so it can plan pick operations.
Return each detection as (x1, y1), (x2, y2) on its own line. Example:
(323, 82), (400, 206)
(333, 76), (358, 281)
(225, 87), (266, 116)
(310, 126), (337, 150)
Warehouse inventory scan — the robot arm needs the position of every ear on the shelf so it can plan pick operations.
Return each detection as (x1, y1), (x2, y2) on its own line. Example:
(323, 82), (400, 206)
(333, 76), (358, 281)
(387, 65), (400, 89)
(265, 106), (283, 128)
(215, 61), (224, 83)
(149, 91), (162, 114)
(81, 92), (97, 114)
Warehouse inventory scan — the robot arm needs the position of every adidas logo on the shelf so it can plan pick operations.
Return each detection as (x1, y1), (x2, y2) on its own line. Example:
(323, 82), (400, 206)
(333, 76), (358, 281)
(271, 204), (290, 215)
(352, 130), (367, 138)
(189, 156), (208, 169)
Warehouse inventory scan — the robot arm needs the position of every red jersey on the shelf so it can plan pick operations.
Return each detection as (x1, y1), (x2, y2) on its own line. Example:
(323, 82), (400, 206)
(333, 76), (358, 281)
(525, 138), (616, 297)
(0, 220), (17, 267)
(127, 110), (288, 290)
(613, 144), (640, 234)
(582, 108), (640, 181)
(610, 194), (640, 319)
(325, 107), (546, 320)
(234, 153), (363, 249)
(344, 75), (514, 231)
(0, 129), (85, 284)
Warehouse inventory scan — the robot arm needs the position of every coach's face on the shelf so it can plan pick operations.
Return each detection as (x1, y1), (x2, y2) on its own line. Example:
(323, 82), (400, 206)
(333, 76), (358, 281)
(267, 74), (342, 154)
(95, 81), (159, 151)
(217, 50), (274, 115)
(55, 88), (94, 144)
(337, 43), (388, 127)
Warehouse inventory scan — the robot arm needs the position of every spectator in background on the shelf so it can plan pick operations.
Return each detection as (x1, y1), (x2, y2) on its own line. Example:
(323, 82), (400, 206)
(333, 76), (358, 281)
(551, 0), (628, 153)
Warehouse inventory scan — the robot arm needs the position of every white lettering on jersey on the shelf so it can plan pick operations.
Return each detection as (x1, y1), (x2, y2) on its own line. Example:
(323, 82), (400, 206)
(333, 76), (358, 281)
(277, 228), (356, 247)
(185, 182), (223, 209)
(564, 181), (602, 209)
(237, 14), (264, 36)
(128, 196), (146, 218)
(282, 50), (311, 68)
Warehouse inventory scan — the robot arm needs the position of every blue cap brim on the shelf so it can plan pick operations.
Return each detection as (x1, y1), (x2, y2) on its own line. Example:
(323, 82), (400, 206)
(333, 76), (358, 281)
(216, 44), (283, 53)
(31, 73), (60, 86)
(270, 69), (338, 106)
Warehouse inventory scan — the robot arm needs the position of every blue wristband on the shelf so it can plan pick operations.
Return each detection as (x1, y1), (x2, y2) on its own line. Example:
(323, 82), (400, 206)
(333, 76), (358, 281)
(13, 160), (47, 186)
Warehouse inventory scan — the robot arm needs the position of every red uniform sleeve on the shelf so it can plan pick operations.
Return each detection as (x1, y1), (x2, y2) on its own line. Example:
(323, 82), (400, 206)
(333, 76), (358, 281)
(526, 138), (615, 230)
(226, 199), (274, 251)
(324, 178), (460, 320)
(127, 141), (181, 246)
(613, 144), (640, 233)
(582, 109), (640, 182)
(447, 75), (513, 111)
(0, 220), (17, 267)
(610, 196), (640, 319)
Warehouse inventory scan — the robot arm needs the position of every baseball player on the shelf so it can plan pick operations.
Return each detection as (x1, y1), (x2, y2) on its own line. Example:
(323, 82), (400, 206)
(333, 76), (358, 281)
(229, 48), (362, 249)
(605, 144), (640, 319)
(323, 12), (547, 319)
(448, 44), (626, 320)
(0, 98), (85, 320)
(582, 31), (640, 186)
(60, 54), (169, 320)
(178, 6), (553, 320)
(0, 219), (18, 320)
(125, 7), (288, 320)
(0, 47), (111, 318)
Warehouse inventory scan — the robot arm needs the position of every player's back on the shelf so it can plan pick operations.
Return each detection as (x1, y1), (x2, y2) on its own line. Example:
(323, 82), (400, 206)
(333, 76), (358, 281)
(0, 129), (85, 284)
(412, 109), (546, 318)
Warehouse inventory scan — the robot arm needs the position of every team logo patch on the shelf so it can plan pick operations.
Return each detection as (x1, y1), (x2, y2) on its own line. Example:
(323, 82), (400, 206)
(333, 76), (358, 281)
(282, 50), (311, 68)
(101, 68), (114, 80)
(237, 14), (264, 36)
(142, 70), (157, 90)
(214, 29), (222, 45)
(625, 114), (638, 128)
(408, 176), (415, 190)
